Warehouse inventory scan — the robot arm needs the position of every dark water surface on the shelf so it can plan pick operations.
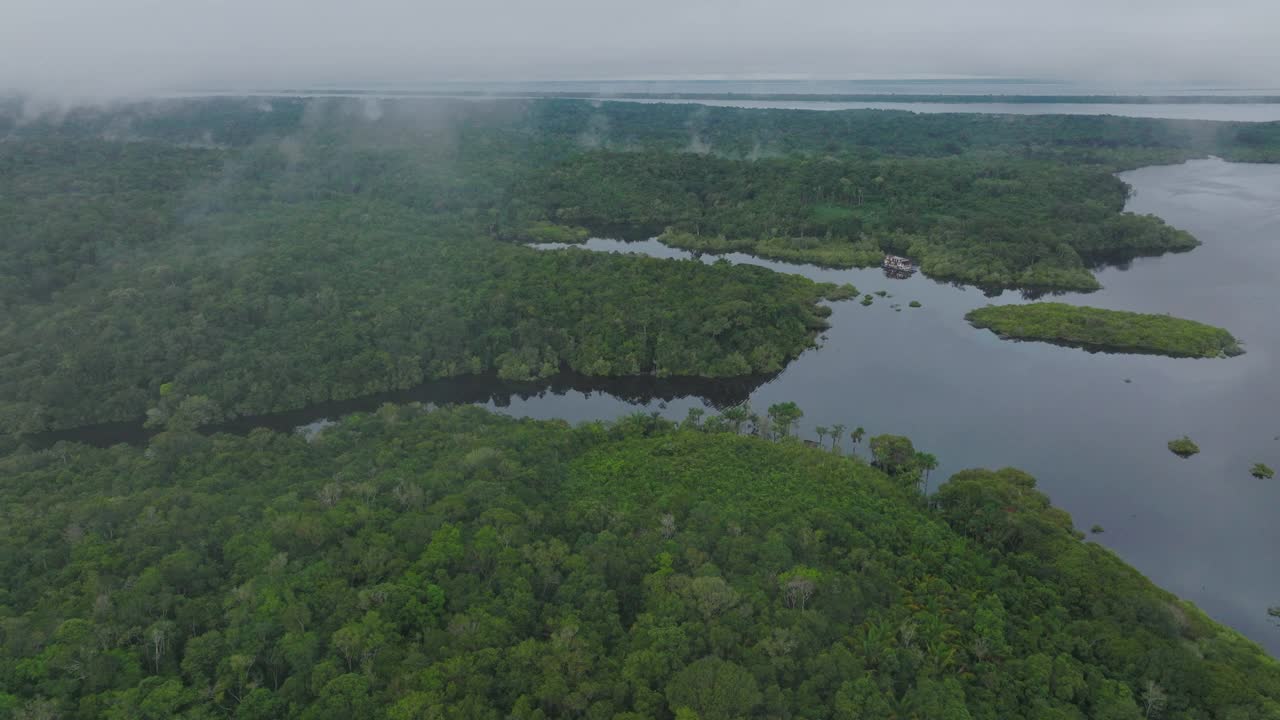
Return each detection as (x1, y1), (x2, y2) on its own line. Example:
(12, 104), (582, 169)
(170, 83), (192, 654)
(204, 93), (1280, 122)
(186, 77), (1280, 121)
(599, 98), (1280, 122)
(536, 158), (1280, 654)
(28, 158), (1280, 653)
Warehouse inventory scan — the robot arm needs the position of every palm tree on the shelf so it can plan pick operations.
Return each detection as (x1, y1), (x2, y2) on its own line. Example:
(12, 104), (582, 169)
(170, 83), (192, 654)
(815, 426), (828, 447)
(830, 423), (846, 453)
(915, 452), (939, 494)
(850, 426), (866, 456)
(721, 404), (749, 435)
(767, 402), (804, 439)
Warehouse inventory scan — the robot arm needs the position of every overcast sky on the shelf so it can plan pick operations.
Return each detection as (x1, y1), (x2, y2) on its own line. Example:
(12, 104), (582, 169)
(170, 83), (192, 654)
(2, 0), (1278, 95)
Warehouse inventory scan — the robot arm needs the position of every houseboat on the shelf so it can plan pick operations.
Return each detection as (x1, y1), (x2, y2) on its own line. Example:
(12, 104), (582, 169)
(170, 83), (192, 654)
(882, 254), (916, 277)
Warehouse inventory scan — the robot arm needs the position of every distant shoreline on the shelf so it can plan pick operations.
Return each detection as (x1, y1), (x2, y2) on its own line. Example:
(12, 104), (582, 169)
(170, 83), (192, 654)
(230, 89), (1280, 105)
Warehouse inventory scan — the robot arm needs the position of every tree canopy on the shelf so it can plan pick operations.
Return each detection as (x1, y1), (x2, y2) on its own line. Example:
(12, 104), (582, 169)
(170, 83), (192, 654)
(0, 406), (1277, 718)
(966, 303), (1243, 358)
(3, 97), (1279, 435)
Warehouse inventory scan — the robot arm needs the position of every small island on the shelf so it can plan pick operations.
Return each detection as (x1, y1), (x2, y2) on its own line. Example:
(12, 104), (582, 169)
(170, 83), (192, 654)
(965, 303), (1243, 358)
(1251, 463), (1275, 479)
(1168, 436), (1201, 458)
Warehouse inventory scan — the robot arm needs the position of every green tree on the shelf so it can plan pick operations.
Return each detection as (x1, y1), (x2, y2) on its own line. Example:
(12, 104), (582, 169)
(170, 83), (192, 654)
(830, 423), (846, 453)
(304, 674), (375, 720)
(767, 402), (804, 439)
(719, 404), (750, 435)
(834, 677), (893, 719)
(850, 426), (866, 455)
(916, 451), (939, 493)
(869, 434), (917, 477)
(666, 657), (762, 720)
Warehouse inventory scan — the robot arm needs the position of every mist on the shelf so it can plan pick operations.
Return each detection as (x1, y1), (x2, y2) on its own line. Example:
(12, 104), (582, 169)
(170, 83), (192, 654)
(3, 0), (1279, 97)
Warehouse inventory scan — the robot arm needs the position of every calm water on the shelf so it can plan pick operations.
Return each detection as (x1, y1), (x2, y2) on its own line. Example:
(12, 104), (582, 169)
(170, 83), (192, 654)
(197, 94), (1280, 123)
(528, 158), (1280, 654)
(386, 78), (1280, 97)
(607, 98), (1280, 122)
(28, 158), (1280, 653)
(178, 78), (1280, 121)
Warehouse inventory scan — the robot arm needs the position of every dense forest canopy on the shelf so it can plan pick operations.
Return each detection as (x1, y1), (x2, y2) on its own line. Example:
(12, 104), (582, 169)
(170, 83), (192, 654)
(4, 96), (1280, 718)
(2, 405), (1278, 719)
(2, 97), (1280, 436)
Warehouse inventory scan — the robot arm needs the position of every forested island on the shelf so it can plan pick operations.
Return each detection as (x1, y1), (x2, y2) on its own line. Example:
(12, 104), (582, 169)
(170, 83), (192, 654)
(4, 96), (1280, 435)
(3, 405), (1279, 718)
(965, 304), (1244, 358)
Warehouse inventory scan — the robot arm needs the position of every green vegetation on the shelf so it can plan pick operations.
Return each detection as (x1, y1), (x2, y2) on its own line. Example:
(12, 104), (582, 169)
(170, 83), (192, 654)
(1, 405), (1277, 718)
(660, 229), (885, 269)
(1252, 463), (1275, 479)
(1169, 436), (1202, 458)
(514, 220), (591, 244)
(1091, 524), (1105, 534)
(909, 300), (922, 308)
(2, 96), (1278, 436)
(821, 283), (860, 301)
(0, 104), (853, 435)
(520, 149), (1198, 290)
(965, 303), (1244, 358)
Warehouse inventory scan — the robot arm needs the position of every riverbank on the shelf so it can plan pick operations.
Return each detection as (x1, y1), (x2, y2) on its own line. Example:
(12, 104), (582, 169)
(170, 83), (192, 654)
(5, 404), (1278, 716)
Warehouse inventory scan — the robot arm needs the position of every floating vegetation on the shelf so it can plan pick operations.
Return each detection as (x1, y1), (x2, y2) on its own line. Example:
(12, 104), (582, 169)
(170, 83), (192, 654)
(1168, 436), (1200, 458)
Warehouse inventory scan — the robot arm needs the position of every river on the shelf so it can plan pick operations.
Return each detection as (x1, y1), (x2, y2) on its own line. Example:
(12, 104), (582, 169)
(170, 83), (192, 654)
(174, 89), (1280, 122)
(528, 158), (1280, 653)
(588, 97), (1280, 122)
(26, 157), (1280, 654)
(494, 157), (1280, 655)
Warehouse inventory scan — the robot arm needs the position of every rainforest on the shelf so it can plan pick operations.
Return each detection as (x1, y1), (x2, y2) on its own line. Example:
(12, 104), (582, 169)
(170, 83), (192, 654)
(4, 406), (1280, 719)
(4, 95), (1280, 719)
(3, 97), (1278, 435)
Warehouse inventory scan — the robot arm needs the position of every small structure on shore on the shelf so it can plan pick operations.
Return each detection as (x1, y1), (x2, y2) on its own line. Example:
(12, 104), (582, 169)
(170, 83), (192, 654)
(882, 254), (916, 278)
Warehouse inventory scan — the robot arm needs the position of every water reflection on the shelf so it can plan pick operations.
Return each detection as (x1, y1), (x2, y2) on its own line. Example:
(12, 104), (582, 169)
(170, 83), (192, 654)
(532, 162), (1280, 656)
(21, 370), (774, 450)
(14, 158), (1280, 655)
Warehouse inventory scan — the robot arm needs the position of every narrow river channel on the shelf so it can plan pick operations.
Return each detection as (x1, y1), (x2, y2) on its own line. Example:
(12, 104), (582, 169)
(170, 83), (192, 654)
(29, 157), (1280, 654)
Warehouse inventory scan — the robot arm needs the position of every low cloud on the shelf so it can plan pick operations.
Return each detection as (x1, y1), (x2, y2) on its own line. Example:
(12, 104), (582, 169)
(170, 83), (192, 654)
(1, 0), (1277, 95)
